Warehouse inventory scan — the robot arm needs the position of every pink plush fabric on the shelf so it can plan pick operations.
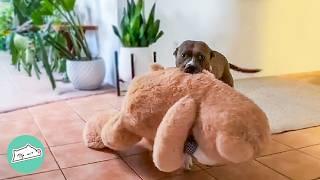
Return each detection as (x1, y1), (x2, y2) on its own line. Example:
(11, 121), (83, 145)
(83, 66), (270, 172)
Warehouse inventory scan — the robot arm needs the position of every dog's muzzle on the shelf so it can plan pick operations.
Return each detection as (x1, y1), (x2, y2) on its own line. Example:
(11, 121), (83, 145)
(183, 60), (201, 74)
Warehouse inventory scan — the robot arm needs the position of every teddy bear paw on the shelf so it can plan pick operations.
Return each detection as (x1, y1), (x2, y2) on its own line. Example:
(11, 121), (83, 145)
(83, 131), (105, 149)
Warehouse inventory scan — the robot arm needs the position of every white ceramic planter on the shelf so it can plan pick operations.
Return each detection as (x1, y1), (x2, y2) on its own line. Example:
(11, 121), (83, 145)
(118, 47), (153, 82)
(66, 58), (105, 90)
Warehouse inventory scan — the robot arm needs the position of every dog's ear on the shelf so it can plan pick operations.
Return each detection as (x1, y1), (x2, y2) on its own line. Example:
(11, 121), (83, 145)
(173, 48), (178, 56)
(210, 50), (215, 59)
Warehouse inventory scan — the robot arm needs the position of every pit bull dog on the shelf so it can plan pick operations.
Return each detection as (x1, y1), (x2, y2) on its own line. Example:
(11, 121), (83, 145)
(174, 40), (261, 87)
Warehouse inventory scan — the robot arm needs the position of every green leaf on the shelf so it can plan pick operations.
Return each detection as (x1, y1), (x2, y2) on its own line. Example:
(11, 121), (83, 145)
(150, 19), (160, 39)
(130, 0), (136, 18)
(34, 32), (56, 89)
(60, 0), (76, 12)
(139, 24), (146, 38)
(134, 0), (143, 17)
(112, 25), (121, 39)
(146, 4), (156, 28)
(13, 34), (29, 50)
(130, 14), (141, 35)
(154, 30), (164, 42)
(123, 33), (131, 47)
(31, 11), (44, 25)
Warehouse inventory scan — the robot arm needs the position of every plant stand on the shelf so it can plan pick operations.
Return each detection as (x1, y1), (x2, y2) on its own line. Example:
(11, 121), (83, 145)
(114, 51), (157, 96)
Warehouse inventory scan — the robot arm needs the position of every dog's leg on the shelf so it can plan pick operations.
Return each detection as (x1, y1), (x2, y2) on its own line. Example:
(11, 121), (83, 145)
(221, 64), (234, 87)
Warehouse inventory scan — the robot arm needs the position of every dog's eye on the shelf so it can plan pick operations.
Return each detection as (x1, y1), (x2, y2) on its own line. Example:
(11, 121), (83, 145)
(198, 55), (205, 61)
(181, 53), (186, 58)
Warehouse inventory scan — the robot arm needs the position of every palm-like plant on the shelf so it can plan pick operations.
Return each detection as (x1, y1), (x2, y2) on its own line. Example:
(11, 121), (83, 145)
(112, 0), (164, 47)
(34, 0), (92, 60)
(8, 0), (94, 89)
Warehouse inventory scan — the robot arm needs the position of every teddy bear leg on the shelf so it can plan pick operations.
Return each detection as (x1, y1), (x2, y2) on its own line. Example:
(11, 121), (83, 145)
(216, 133), (254, 163)
(153, 96), (197, 172)
(101, 114), (142, 151)
(83, 109), (119, 149)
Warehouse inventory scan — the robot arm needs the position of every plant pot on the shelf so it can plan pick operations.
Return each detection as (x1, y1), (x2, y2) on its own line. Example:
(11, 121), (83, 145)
(118, 47), (153, 82)
(66, 58), (105, 90)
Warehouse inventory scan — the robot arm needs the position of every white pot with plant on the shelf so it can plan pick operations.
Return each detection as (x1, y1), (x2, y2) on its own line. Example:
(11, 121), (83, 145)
(112, 0), (164, 82)
(43, 1), (105, 90)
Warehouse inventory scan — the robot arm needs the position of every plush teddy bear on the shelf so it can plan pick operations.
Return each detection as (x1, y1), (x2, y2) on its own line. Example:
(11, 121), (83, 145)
(83, 64), (270, 172)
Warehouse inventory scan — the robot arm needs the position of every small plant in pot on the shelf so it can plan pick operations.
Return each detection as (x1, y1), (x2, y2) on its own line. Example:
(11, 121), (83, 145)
(38, 0), (105, 90)
(112, 0), (163, 82)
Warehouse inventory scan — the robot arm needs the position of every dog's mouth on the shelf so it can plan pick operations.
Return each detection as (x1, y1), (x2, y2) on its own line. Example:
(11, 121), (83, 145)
(183, 66), (201, 74)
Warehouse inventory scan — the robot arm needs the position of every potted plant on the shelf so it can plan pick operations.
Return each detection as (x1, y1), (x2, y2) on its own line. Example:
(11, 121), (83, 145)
(113, 0), (163, 82)
(7, 0), (75, 89)
(35, 0), (105, 90)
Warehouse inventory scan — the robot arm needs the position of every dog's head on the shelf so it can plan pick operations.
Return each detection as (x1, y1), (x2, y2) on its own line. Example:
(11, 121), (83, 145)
(174, 40), (215, 74)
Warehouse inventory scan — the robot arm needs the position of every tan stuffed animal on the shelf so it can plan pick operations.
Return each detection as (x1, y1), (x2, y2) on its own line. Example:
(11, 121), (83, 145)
(83, 65), (270, 172)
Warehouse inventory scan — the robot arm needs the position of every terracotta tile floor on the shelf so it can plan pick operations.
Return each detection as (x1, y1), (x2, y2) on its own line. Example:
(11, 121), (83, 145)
(1, 93), (320, 180)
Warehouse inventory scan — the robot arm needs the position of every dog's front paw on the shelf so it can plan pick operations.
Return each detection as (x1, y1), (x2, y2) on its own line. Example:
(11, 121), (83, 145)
(183, 154), (193, 170)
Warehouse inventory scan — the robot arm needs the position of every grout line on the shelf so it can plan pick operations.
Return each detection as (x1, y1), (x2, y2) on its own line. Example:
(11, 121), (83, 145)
(59, 157), (120, 170)
(64, 102), (87, 123)
(1, 169), (62, 180)
(0, 90), (114, 114)
(201, 170), (218, 180)
(119, 155), (144, 180)
(272, 125), (320, 135)
(271, 138), (320, 151)
(27, 108), (67, 180)
(257, 149), (293, 158)
(202, 168), (219, 180)
(296, 143), (320, 149)
(254, 160), (293, 180)
(47, 146), (67, 180)
(48, 141), (83, 148)
(295, 148), (320, 161)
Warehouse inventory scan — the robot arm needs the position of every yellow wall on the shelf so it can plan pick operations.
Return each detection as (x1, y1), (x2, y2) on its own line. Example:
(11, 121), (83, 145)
(260, 0), (320, 76)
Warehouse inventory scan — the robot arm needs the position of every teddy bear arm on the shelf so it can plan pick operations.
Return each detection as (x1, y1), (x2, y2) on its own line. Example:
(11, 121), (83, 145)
(153, 96), (197, 172)
(101, 114), (142, 151)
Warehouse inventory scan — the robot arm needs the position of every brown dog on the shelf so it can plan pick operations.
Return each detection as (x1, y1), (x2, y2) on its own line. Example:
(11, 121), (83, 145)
(174, 40), (261, 87)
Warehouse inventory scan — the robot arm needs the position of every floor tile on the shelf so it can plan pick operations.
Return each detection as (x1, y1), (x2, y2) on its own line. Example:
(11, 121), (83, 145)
(0, 148), (59, 179)
(8, 170), (65, 180)
(161, 171), (215, 180)
(124, 152), (201, 180)
(51, 142), (118, 168)
(62, 159), (140, 180)
(257, 150), (320, 180)
(206, 160), (288, 180)
(300, 144), (320, 159)
(0, 109), (33, 121)
(66, 94), (121, 120)
(28, 102), (77, 119)
(76, 108), (119, 122)
(28, 102), (85, 147)
(272, 126), (320, 148)
(259, 140), (292, 156)
(0, 117), (46, 154)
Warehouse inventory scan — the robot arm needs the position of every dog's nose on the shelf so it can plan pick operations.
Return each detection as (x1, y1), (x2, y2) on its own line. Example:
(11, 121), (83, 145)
(184, 65), (197, 73)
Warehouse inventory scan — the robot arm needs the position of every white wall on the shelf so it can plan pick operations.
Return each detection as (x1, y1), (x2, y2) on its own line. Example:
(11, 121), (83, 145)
(77, 0), (120, 85)
(79, 0), (320, 84)
(143, 0), (320, 79)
